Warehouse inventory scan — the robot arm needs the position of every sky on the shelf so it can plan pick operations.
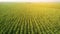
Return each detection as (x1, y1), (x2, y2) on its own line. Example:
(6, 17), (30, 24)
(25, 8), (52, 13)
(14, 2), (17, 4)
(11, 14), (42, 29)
(0, 0), (60, 2)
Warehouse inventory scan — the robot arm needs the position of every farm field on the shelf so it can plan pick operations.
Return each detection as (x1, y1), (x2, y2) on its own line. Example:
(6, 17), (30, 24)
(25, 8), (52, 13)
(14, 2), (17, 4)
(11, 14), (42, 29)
(0, 3), (60, 34)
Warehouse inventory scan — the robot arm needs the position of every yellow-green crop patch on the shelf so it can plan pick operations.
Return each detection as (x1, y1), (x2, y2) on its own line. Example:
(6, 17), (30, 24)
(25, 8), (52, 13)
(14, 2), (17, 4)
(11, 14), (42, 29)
(0, 3), (60, 34)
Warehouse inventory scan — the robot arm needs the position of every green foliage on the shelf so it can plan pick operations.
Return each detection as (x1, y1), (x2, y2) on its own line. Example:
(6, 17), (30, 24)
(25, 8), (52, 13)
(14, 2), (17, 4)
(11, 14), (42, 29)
(0, 3), (60, 34)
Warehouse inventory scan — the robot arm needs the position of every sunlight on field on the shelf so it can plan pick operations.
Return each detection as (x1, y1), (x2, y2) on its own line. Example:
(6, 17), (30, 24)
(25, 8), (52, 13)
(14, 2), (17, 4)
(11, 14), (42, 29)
(0, 3), (60, 34)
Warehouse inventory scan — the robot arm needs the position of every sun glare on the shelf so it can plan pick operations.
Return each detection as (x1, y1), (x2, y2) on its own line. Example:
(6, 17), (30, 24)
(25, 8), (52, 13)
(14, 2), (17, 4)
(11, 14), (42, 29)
(0, 0), (60, 2)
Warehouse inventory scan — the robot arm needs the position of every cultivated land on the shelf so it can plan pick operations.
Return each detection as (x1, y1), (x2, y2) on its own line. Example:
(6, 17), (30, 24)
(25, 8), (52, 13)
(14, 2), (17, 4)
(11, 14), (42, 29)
(0, 3), (60, 34)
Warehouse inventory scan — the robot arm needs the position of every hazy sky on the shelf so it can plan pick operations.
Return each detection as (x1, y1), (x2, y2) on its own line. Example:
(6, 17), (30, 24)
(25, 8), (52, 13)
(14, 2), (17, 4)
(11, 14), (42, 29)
(0, 0), (60, 2)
